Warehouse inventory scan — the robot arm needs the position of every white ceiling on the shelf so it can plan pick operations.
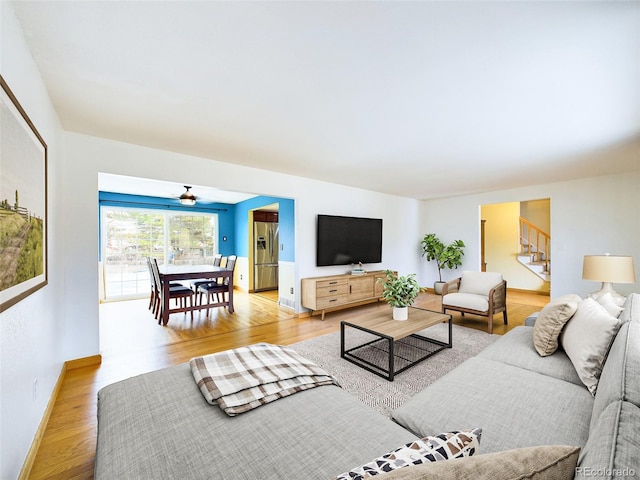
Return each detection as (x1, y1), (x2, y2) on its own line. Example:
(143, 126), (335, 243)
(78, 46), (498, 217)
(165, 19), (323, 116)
(98, 173), (257, 205)
(12, 1), (640, 200)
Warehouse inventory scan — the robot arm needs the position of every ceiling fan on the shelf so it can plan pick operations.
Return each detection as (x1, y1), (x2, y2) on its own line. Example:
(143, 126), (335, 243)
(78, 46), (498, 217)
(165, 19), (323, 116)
(177, 185), (197, 205)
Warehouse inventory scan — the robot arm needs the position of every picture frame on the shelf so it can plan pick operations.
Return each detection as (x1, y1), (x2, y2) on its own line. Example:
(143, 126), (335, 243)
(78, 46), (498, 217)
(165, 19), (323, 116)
(0, 75), (48, 312)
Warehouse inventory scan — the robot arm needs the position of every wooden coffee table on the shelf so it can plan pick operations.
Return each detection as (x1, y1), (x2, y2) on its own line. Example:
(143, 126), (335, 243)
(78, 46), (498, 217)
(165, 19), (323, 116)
(340, 307), (452, 381)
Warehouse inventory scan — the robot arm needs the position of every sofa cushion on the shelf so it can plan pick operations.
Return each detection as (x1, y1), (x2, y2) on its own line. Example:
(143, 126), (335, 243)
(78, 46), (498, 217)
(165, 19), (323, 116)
(560, 298), (623, 395)
(392, 356), (593, 454)
(477, 326), (583, 386)
(579, 401), (640, 477)
(442, 292), (489, 312)
(458, 271), (503, 296)
(333, 429), (482, 480)
(524, 312), (539, 327)
(378, 445), (580, 480)
(590, 294), (640, 432)
(532, 294), (581, 356)
(96, 364), (418, 480)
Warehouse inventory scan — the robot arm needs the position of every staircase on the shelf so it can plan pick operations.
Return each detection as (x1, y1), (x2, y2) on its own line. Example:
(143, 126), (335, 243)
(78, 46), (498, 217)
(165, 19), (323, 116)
(518, 217), (551, 282)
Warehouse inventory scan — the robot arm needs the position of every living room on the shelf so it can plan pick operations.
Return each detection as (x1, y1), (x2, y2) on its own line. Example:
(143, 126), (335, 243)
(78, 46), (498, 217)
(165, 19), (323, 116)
(2, 2), (639, 479)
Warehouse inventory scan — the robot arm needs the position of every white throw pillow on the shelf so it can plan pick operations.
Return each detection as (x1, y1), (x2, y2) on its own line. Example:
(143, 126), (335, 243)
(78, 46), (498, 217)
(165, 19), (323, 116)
(560, 298), (622, 395)
(593, 292), (624, 317)
(533, 294), (581, 356)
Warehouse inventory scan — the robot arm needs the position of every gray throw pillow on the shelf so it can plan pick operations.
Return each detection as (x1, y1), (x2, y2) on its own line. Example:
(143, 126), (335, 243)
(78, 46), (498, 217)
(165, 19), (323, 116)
(533, 294), (581, 356)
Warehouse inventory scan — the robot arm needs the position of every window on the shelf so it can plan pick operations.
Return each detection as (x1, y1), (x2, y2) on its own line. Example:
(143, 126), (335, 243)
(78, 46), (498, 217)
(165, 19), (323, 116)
(101, 207), (218, 300)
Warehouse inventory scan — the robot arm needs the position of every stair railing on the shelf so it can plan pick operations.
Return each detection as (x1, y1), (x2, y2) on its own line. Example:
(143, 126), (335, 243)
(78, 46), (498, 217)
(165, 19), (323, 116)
(519, 217), (551, 273)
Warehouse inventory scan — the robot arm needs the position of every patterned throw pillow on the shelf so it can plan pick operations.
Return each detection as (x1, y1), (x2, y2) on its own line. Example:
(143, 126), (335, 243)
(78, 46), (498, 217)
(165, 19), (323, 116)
(333, 428), (482, 480)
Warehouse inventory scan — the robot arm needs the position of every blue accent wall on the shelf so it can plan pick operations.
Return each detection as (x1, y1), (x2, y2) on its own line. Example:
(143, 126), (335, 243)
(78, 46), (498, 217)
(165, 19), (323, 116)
(235, 196), (295, 262)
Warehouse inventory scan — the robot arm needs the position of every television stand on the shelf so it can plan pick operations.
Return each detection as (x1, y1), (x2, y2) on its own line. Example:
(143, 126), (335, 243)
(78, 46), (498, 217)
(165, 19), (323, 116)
(301, 270), (389, 320)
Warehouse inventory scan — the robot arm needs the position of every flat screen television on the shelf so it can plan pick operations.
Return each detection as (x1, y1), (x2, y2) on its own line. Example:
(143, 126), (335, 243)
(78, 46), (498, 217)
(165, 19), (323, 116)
(316, 214), (382, 266)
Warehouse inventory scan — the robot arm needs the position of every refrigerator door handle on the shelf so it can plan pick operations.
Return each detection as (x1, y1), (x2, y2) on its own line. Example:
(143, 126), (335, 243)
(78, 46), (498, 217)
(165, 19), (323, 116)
(269, 228), (274, 261)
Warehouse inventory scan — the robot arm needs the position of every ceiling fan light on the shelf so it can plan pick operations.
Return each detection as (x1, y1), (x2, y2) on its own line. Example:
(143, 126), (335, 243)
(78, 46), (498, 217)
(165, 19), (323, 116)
(179, 186), (197, 205)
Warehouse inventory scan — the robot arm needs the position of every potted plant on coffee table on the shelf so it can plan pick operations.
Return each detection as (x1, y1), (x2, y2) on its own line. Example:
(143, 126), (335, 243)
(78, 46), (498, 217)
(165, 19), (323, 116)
(378, 270), (422, 320)
(420, 233), (465, 295)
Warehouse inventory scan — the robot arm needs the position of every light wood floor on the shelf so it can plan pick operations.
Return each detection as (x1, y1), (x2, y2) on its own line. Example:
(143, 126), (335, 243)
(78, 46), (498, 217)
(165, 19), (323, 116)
(27, 289), (548, 479)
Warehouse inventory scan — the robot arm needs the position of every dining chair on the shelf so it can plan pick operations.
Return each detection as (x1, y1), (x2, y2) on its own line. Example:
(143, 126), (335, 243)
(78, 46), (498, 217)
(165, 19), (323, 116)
(147, 256), (187, 316)
(190, 253), (223, 292)
(145, 257), (157, 314)
(197, 255), (237, 315)
(150, 257), (194, 323)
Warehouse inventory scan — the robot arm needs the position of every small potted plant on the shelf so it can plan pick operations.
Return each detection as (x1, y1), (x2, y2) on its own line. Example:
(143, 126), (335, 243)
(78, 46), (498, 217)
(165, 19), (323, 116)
(420, 233), (465, 294)
(378, 269), (422, 320)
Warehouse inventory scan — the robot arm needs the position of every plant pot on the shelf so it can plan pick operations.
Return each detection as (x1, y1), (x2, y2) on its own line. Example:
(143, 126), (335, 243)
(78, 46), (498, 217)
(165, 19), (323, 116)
(392, 306), (408, 321)
(433, 281), (445, 295)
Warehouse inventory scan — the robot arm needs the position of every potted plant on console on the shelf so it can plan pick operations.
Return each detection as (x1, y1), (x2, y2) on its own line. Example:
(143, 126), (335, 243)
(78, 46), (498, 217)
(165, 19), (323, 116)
(420, 233), (465, 295)
(379, 270), (422, 320)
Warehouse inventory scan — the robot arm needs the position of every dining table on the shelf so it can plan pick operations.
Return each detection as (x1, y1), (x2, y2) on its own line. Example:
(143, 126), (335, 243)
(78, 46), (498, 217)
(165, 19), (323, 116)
(158, 264), (234, 326)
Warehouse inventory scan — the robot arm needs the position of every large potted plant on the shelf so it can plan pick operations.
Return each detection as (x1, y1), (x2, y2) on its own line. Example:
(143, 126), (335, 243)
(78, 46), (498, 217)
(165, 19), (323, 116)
(420, 233), (465, 294)
(378, 270), (422, 320)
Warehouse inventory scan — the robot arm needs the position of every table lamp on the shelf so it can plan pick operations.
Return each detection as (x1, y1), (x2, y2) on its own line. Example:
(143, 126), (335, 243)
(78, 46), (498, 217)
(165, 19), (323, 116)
(582, 254), (636, 304)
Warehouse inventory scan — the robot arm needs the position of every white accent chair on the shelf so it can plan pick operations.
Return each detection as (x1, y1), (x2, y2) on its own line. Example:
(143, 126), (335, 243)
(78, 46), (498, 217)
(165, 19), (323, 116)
(441, 271), (507, 334)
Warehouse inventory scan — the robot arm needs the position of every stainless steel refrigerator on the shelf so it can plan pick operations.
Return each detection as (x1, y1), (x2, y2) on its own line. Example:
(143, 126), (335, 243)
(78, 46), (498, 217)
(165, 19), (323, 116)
(254, 221), (279, 291)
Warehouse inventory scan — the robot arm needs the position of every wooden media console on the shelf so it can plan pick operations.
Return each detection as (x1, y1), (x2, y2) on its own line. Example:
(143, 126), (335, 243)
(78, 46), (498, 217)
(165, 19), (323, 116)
(301, 270), (389, 320)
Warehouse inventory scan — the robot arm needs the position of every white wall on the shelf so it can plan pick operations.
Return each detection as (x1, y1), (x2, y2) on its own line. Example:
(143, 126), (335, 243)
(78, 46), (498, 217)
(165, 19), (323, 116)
(521, 198), (550, 234)
(419, 172), (640, 298)
(0, 3), (65, 479)
(62, 131), (421, 345)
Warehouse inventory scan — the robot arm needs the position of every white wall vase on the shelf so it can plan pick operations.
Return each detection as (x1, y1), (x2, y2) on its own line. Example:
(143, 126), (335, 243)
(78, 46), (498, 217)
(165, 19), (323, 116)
(393, 306), (408, 321)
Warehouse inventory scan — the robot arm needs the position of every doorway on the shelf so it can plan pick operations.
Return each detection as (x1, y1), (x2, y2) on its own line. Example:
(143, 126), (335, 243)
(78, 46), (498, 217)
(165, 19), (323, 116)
(250, 206), (280, 301)
(481, 198), (550, 294)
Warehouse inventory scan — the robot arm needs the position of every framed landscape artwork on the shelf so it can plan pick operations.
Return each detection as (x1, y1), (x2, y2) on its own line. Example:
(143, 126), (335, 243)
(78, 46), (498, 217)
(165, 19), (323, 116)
(0, 75), (48, 312)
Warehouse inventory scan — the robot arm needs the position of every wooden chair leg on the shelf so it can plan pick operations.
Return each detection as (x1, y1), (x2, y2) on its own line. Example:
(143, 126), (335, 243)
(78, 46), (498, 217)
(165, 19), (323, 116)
(154, 297), (161, 320)
(503, 311), (508, 324)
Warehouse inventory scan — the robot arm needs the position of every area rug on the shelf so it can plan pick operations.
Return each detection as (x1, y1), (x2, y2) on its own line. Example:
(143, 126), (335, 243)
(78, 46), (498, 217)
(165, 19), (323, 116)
(289, 323), (499, 418)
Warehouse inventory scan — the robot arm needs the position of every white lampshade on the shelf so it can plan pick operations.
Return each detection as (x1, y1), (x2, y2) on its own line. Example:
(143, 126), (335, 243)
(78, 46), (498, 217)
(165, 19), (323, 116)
(582, 254), (635, 304)
(582, 255), (636, 283)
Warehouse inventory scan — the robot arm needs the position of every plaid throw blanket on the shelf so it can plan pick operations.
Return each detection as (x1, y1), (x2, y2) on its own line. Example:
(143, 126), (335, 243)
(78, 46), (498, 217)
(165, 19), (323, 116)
(190, 343), (339, 416)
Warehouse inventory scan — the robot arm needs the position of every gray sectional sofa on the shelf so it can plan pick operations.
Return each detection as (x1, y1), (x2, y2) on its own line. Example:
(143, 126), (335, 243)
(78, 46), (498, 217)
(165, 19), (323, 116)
(95, 293), (640, 479)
